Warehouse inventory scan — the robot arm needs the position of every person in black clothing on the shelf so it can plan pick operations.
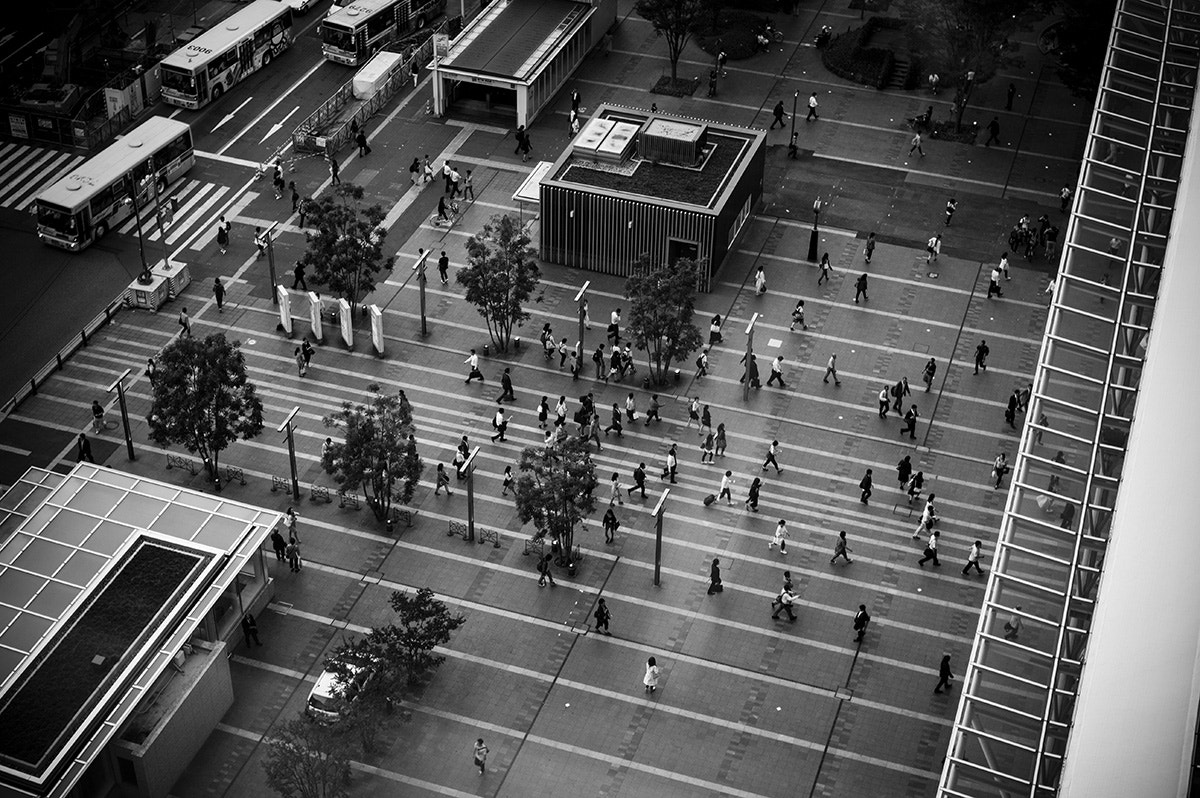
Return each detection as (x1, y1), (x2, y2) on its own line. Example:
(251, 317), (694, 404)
(293, 262), (307, 291)
(77, 433), (94, 463)
(934, 654), (954, 693)
(241, 612), (262, 646)
(854, 273), (868, 303)
(769, 100), (786, 129)
(498, 368), (515, 402)
(707, 558), (723, 594)
(438, 251), (450, 285)
(853, 605), (870, 642)
(628, 462), (647, 498)
(897, 455), (912, 488)
(859, 469), (873, 504)
(985, 117), (1001, 146)
(270, 529), (287, 561)
(355, 129), (371, 156)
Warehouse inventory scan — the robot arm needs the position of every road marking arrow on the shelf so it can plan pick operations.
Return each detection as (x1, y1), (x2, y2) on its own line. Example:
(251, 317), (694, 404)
(259, 105), (301, 144)
(212, 96), (255, 132)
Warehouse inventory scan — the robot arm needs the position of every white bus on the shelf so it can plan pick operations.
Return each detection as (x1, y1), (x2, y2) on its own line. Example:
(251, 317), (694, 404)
(160, 0), (294, 109)
(35, 117), (195, 251)
(321, 0), (444, 66)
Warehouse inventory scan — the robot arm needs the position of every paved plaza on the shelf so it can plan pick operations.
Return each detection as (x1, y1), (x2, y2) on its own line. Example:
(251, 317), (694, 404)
(0, 3), (1091, 796)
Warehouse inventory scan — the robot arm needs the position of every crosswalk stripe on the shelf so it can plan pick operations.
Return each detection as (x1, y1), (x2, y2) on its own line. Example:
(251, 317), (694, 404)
(147, 182), (216, 241)
(0, 150), (62, 207)
(166, 185), (228, 245)
(11, 151), (80, 211)
(0, 146), (50, 197)
(115, 179), (203, 235)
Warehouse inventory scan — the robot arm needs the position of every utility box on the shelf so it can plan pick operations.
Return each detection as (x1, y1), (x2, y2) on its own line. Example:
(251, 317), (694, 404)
(352, 52), (404, 100)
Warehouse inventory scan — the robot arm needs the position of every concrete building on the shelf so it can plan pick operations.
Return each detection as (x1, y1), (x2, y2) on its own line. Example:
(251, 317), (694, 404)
(0, 464), (283, 798)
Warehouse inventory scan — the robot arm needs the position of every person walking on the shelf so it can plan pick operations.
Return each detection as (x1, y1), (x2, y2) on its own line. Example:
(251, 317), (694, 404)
(853, 605), (870, 642)
(643, 656), (661, 692)
(293, 261), (308, 291)
(891, 377), (910, 413)
(490, 404), (508, 442)
(740, 353), (761, 388)
(789, 299), (807, 331)
(974, 339), (990, 374)
(608, 472), (625, 506)
(593, 597), (612, 635)
(770, 100), (786, 129)
(908, 471), (926, 504)
(766, 355), (787, 387)
(896, 455), (913, 489)
(934, 654), (954, 693)
(754, 265), (767, 295)
(211, 276), (226, 312)
(854, 273), (868, 303)
(922, 358), (937, 391)
(178, 307), (192, 338)
(926, 233), (941, 262)
(661, 444), (678, 483)
(215, 217), (230, 255)
(329, 155), (340, 185)
(628, 463), (647, 499)
(918, 529), (941, 567)
(700, 431), (715, 464)
(769, 571), (794, 618)
(707, 558), (723, 594)
(985, 116), (1001, 146)
(146, 356), (157, 388)
(901, 404), (920, 439)
(463, 169), (475, 200)
(823, 353), (841, 385)
(77, 432), (94, 463)
(536, 396), (550, 429)
(806, 92), (819, 121)
(537, 553), (556, 587)
(300, 339), (314, 374)
(714, 423), (728, 457)
(1005, 390), (1019, 429)
(709, 313), (724, 345)
(745, 477), (761, 512)
(473, 739), (489, 775)
(987, 263), (1004, 299)
(831, 531), (853, 564)
(817, 252), (832, 285)
(699, 404), (713, 438)
(644, 394), (662, 426)
(465, 349), (485, 383)
(1004, 607), (1023, 640)
(241, 612), (262, 647)
(878, 385), (891, 418)
(864, 232), (876, 263)
(294, 346), (307, 377)
(686, 396), (701, 430)
(859, 469), (873, 505)
(772, 582), (799, 622)
(718, 470), (735, 505)
(355, 128), (371, 156)
(436, 250), (450, 285)
(912, 493), (939, 538)
(761, 439), (783, 474)
(909, 131), (925, 157)
(434, 463), (453, 496)
(962, 540), (985, 576)
(695, 347), (709, 378)
(944, 198), (959, 225)
(769, 519), (789, 554)
(1006, 81), (1016, 110)
(602, 507), (620, 543)
(498, 368), (516, 403)
(1059, 183), (1072, 213)
(519, 129), (532, 162)
(992, 452), (1009, 488)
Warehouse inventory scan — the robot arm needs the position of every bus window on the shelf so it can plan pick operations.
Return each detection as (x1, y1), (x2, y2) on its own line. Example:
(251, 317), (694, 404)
(161, 66), (196, 94)
(322, 24), (355, 53)
(37, 203), (78, 236)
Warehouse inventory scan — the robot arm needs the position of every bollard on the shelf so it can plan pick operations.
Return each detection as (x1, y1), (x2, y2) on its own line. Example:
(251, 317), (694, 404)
(483, 344), (490, 356)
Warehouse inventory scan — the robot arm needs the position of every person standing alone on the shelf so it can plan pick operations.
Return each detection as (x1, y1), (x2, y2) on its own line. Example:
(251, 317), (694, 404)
(806, 92), (819, 121)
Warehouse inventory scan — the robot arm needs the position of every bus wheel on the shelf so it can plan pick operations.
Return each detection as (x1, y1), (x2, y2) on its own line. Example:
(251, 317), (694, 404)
(156, 177), (167, 196)
(213, 84), (224, 101)
(95, 222), (108, 240)
(416, 13), (427, 28)
(263, 52), (272, 68)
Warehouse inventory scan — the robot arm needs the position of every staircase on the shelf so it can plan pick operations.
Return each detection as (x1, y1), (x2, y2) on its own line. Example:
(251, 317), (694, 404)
(886, 58), (911, 90)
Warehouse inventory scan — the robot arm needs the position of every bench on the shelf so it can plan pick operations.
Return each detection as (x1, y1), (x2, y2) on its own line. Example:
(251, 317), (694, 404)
(270, 475), (289, 493)
(448, 520), (469, 541)
(224, 465), (246, 486)
(477, 528), (501, 548)
(165, 453), (197, 475)
(337, 489), (360, 509)
(310, 484), (331, 503)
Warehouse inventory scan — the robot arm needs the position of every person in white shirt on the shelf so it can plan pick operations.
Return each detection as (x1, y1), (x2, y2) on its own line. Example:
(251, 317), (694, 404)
(769, 520), (789, 554)
(962, 540), (984, 576)
(918, 529), (941, 566)
(913, 494), (939, 538)
(464, 349), (484, 383)
(718, 471), (735, 505)
(761, 439), (782, 474)
(1004, 607), (1023, 640)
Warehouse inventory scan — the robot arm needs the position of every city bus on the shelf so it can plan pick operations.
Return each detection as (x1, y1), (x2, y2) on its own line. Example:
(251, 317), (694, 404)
(160, 0), (294, 109)
(321, 0), (445, 66)
(35, 117), (195, 251)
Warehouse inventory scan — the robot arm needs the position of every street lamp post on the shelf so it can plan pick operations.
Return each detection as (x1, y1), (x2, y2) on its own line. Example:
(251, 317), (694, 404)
(651, 488), (670, 586)
(463, 445), (480, 542)
(146, 172), (171, 271)
(808, 196), (822, 262)
(574, 280), (590, 351)
(263, 221), (279, 305)
(106, 368), (135, 460)
(790, 90), (798, 146)
(125, 190), (150, 283)
(278, 406), (301, 501)
(413, 247), (430, 336)
(743, 312), (759, 402)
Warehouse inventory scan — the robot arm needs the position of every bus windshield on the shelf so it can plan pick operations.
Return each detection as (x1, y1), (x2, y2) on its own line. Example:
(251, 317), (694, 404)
(37, 203), (79, 235)
(161, 65), (197, 94)
(322, 23), (356, 51)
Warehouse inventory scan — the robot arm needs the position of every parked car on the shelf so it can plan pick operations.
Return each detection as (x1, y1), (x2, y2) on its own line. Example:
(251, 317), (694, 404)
(305, 660), (372, 723)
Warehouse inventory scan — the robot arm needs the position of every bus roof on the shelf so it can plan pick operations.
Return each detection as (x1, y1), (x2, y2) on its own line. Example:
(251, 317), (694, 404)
(37, 117), (192, 209)
(161, 0), (290, 71)
(324, 0), (396, 30)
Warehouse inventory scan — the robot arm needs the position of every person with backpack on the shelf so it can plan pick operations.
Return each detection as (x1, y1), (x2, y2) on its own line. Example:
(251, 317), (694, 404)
(537, 553), (555, 587)
(593, 597), (612, 634)
(602, 508), (620, 543)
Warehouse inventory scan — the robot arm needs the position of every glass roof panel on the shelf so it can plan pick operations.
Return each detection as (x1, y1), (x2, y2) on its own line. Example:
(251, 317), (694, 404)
(195, 515), (244, 549)
(151, 504), (210, 541)
(108, 494), (166, 529)
(26, 580), (80, 619)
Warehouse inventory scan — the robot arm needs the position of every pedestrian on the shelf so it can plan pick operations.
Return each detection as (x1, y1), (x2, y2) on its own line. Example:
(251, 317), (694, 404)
(864, 232), (876, 263)
(859, 468), (873, 504)
(769, 519), (789, 554)
(789, 299), (807, 331)
(709, 314), (724, 345)
(464, 169), (475, 200)
(707, 558), (723, 594)
(587, 413), (603, 451)
(962, 540), (985, 576)
(851, 604), (871, 642)
(831, 531), (853, 564)
(442, 161), (453, 193)
(473, 739), (488, 775)
(532, 396), (548, 429)
(627, 462), (647, 499)
(897, 455), (912, 488)
(1004, 608), (1023, 640)
(464, 349), (485, 383)
(498, 367), (515, 402)
(537, 553), (556, 587)
(817, 252), (832, 285)
(700, 432), (715, 463)
(945, 197), (959, 225)
(934, 654), (954, 693)
(438, 250), (449, 285)
(519, 129), (532, 162)
(608, 471), (625, 506)
(212, 276), (226, 312)
(491, 404), (508, 442)
(770, 100), (786, 129)
(497, 465), (511, 496)
(1059, 183), (1072, 213)
(77, 432), (94, 463)
(559, 339), (571, 369)
(718, 470), (735, 505)
(329, 155), (340, 185)
(686, 396), (701, 429)
(715, 423), (727, 457)
(992, 452), (1009, 488)
(178, 307), (192, 338)
(985, 116), (1001, 146)
(1005, 390), (1019, 428)
(701, 404), (714, 438)
(908, 471), (926, 504)
(293, 261), (307, 291)
(745, 477), (761, 512)
(918, 529), (941, 567)
(926, 233), (941, 262)
(644, 394), (662, 426)
(286, 535), (302, 572)
(772, 582), (799, 621)
(241, 612), (262, 646)
(892, 377), (910, 413)
(643, 656), (661, 692)
(449, 166), (461, 197)
(695, 347), (709, 378)
(740, 353), (761, 388)
(854, 273), (868, 303)
(901, 404), (920, 440)
(423, 155), (434, 183)
(593, 597), (612, 634)
(270, 529), (287, 561)
(602, 508), (620, 543)
(806, 92), (819, 121)
(1006, 82), (1016, 111)
(434, 463), (453, 495)
(974, 340), (990, 374)
(1047, 450), (1066, 492)
(909, 131), (925, 157)
(999, 251), (1011, 280)
(294, 346), (306, 377)
(878, 385), (891, 418)
(289, 180), (300, 213)
(988, 264), (1004, 299)
(408, 157), (421, 187)
(254, 227), (266, 259)
(608, 307), (621, 345)
(146, 356), (157, 387)
(769, 571), (794, 619)
(297, 197), (309, 227)
(215, 217), (229, 255)
(766, 355), (787, 387)
(272, 161), (284, 199)
(922, 358), (937, 391)
(913, 493), (938, 538)
(823, 353), (841, 385)
(755, 440), (781, 475)
(754, 265), (767, 294)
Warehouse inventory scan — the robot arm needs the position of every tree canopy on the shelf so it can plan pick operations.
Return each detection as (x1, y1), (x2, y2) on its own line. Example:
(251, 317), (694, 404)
(624, 257), (705, 385)
(901, 0), (1030, 80)
(457, 213), (541, 352)
(635, 0), (705, 82)
(261, 718), (352, 798)
(147, 333), (264, 481)
(513, 436), (597, 565)
(299, 183), (395, 313)
(322, 384), (423, 524)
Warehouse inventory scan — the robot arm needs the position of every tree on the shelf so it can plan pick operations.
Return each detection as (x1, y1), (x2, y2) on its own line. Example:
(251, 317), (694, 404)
(457, 213), (541, 352)
(636, 0), (704, 82)
(513, 437), (597, 568)
(298, 183), (395, 315)
(147, 333), (264, 483)
(1053, 0), (1117, 99)
(624, 257), (705, 385)
(261, 718), (352, 798)
(322, 384), (423, 525)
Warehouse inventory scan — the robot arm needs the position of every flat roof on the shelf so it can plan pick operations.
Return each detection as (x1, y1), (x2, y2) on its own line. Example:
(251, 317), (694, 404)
(439, 0), (590, 81)
(0, 465), (282, 797)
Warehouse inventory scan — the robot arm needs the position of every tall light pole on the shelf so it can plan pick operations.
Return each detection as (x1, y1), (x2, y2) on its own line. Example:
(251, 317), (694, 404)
(651, 488), (670, 586)
(264, 221), (279, 305)
(743, 312), (759, 402)
(574, 280), (590, 349)
(278, 406), (301, 501)
(808, 196), (822, 262)
(124, 189), (150, 283)
(789, 90), (798, 147)
(463, 445), (480, 542)
(145, 169), (170, 270)
(413, 247), (430, 336)
(106, 368), (135, 460)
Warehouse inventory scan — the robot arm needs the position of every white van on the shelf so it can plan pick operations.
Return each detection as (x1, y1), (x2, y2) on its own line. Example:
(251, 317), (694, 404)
(305, 661), (370, 722)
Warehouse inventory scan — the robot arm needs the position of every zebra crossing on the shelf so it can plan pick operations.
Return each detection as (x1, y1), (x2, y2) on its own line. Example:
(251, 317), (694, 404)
(114, 178), (231, 245)
(0, 142), (84, 211)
